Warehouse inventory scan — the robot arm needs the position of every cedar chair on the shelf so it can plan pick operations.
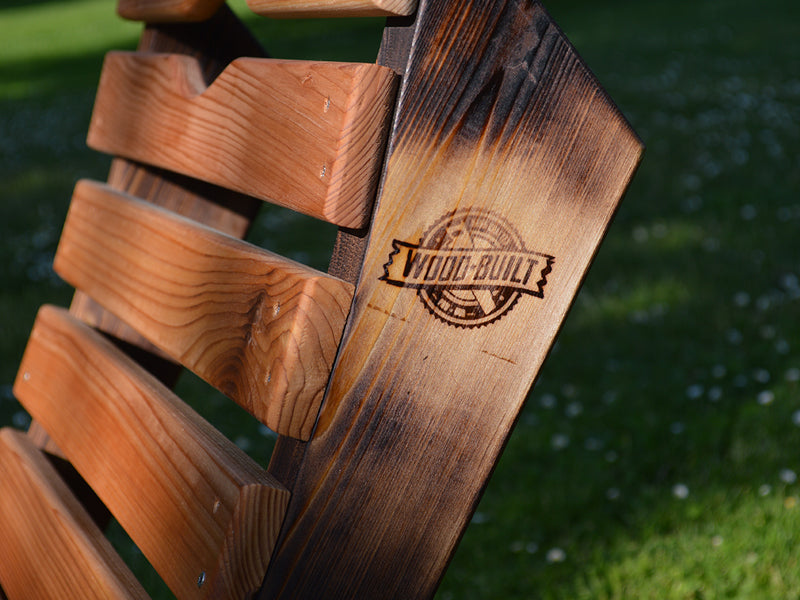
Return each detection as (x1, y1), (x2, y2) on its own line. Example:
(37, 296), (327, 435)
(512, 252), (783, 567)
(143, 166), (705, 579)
(0, 0), (642, 598)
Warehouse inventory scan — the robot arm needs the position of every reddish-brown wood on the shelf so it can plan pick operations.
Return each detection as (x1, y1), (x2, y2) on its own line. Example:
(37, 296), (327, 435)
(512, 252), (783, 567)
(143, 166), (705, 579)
(0, 429), (148, 600)
(118, 0), (225, 22)
(62, 2), (269, 438)
(87, 52), (397, 228)
(14, 307), (290, 599)
(246, 0), (416, 18)
(258, 1), (642, 598)
(56, 180), (354, 440)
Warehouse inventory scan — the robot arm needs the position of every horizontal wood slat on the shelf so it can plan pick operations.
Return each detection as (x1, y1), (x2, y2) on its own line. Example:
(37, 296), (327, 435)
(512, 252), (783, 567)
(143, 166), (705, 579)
(0, 428), (148, 600)
(13, 306), (290, 600)
(118, 0), (225, 22)
(54, 180), (354, 440)
(246, 0), (416, 18)
(87, 52), (397, 228)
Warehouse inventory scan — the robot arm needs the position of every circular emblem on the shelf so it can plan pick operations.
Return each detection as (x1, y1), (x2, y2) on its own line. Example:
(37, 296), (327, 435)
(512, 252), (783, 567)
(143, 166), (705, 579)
(417, 210), (526, 327)
(380, 209), (554, 328)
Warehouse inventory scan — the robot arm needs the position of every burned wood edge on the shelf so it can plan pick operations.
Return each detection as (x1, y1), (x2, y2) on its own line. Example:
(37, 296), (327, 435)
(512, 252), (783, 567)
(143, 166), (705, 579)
(267, 11), (416, 491)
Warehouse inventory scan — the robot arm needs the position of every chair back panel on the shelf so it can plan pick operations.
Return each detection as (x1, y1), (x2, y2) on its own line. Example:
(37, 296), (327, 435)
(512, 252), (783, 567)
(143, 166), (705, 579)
(0, 1), (642, 598)
(259, 0), (642, 597)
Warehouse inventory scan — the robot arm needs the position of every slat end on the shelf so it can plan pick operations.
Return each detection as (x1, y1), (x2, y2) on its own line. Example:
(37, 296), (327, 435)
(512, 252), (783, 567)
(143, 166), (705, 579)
(206, 482), (291, 598)
(116, 0), (225, 22)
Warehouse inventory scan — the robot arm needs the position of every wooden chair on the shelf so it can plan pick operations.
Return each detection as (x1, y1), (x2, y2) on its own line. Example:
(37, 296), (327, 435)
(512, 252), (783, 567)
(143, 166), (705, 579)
(0, 0), (642, 598)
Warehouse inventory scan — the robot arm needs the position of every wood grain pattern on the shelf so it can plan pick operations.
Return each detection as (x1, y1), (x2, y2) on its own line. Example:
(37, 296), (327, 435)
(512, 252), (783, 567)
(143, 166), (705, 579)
(0, 429), (148, 600)
(259, 1), (642, 598)
(13, 306), (290, 600)
(87, 52), (397, 228)
(246, 0), (416, 18)
(55, 180), (354, 440)
(118, 0), (225, 22)
(68, 9), (267, 385)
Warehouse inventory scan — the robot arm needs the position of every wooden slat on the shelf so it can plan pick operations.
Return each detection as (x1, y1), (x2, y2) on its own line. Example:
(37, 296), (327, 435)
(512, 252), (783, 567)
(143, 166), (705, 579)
(118, 0), (225, 22)
(87, 52), (397, 228)
(259, 1), (643, 598)
(0, 428), (148, 600)
(54, 180), (354, 440)
(70, 6), (268, 388)
(13, 306), (290, 600)
(246, 0), (416, 18)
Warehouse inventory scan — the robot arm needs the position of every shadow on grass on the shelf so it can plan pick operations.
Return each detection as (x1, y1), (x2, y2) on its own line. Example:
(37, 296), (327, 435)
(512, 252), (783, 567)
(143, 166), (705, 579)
(0, 0), (83, 10)
(0, 47), (135, 100)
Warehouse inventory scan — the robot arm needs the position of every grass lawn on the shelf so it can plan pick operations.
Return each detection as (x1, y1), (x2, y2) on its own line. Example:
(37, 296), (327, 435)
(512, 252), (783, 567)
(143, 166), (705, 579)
(2, 0), (800, 598)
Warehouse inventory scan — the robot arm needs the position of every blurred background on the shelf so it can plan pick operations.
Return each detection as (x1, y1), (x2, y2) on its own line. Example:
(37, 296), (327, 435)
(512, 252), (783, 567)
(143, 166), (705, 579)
(1, 0), (799, 597)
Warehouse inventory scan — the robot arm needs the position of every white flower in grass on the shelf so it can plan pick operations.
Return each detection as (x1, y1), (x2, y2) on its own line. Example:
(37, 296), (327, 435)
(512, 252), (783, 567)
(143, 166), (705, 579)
(759, 484), (772, 496)
(670, 422), (686, 435)
(546, 548), (566, 563)
(565, 401), (583, 418)
(711, 364), (727, 379)
(781, 273), (799, 291)
(726, 329), (743, 345)
(12, 411), (30, 429)
(753, 368), (771, 384)
(562, 384), (577, 398)
(780, 469), (797, 485)
(686, 384), (704, 400)
(551, 434), (570, 450)
(757, 390), (775, 406)
(711, 535), (724, 547)
(733, 291), (751, 307)
(733, 374), (749, 388)
(683, 195), (703, 213)
(756, 295), (772, 312)
(584, 437), (603, 451)
(708, 386), (723, 402)
(740, 205), (757, 220)
(759, 325), (776, 339)
(672, 483), (690, 499)
(539, 393), (557, 409)
(786, 368), (800, 383)
(471, 512), (489, 524)
(792, 411), (800, 427)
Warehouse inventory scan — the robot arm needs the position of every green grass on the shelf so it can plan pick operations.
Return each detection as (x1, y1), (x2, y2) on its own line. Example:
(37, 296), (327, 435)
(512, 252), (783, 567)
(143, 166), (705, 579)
(2, 0), (800, 598)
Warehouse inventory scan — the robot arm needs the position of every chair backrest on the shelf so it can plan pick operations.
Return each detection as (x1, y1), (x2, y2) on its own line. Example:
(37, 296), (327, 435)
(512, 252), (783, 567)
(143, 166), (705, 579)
(0, 1), (642, 598)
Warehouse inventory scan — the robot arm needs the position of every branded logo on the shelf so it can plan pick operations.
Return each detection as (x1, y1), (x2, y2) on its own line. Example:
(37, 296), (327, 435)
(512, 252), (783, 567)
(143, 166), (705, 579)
(380, 209), (554, 328)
